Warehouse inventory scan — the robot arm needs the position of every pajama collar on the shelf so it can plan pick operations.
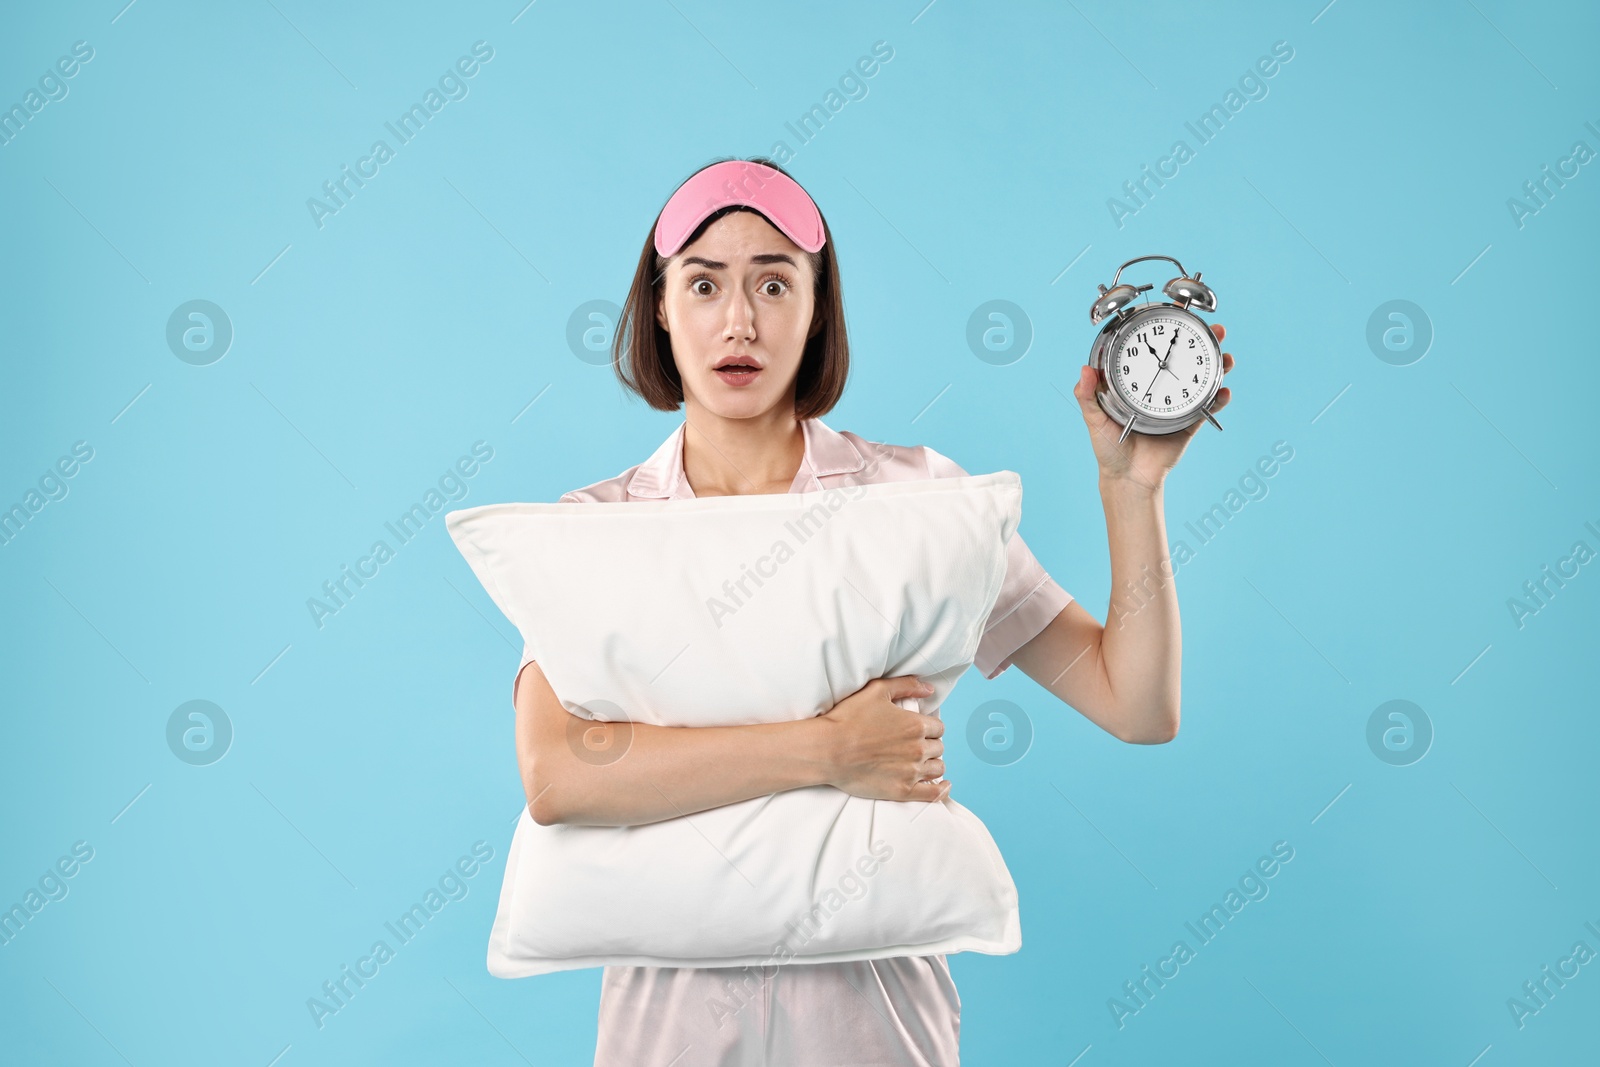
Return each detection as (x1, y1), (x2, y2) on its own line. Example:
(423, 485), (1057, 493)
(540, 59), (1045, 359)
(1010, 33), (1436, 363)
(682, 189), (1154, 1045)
(625, 416), (867, 499)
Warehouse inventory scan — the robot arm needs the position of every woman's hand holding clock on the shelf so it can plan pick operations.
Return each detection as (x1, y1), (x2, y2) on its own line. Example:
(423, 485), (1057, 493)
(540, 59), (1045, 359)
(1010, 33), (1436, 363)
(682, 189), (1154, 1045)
(1071, 322), (1235, 492)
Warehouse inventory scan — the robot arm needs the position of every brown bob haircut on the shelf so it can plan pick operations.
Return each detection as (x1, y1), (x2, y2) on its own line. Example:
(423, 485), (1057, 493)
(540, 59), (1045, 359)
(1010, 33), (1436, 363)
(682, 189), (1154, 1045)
(612, 155), (849, 421)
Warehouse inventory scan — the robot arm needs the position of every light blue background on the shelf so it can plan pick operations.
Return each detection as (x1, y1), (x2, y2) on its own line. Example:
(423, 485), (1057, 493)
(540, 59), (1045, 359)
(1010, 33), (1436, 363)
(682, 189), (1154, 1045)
(3, 1), (1597, 1063)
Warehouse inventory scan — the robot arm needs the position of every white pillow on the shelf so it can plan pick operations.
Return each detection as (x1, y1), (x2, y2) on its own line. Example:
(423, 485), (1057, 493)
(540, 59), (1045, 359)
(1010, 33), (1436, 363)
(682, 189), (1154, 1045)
(446, 470), (1026, 977)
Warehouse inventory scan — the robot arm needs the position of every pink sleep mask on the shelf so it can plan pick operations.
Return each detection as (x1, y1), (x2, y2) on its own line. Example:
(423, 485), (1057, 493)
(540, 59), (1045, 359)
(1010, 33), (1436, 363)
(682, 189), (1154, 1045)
(653, 160), (826, 258)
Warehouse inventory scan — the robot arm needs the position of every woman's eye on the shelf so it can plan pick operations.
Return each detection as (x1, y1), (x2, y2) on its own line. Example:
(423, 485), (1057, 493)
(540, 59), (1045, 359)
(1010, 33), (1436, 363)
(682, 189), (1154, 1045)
(687, 274), (790, 297)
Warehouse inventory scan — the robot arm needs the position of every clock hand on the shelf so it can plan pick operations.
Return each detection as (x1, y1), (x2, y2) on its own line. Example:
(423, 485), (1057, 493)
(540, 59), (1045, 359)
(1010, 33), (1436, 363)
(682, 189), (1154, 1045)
(1146, 339), (1173, 381)
(1162, 332), (1181, 367)
(1149, 330), (1195, 393)
(1138, 332), (1188, 399)
(1133, 341), (1160, 396)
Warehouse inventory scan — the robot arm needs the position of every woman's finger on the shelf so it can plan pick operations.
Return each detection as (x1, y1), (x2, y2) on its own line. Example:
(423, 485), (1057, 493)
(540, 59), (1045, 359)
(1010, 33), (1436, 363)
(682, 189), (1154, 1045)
(1072, 365), (1102, 417)
(1210, 322), (1226, 343)
(887, 675), (935, 701)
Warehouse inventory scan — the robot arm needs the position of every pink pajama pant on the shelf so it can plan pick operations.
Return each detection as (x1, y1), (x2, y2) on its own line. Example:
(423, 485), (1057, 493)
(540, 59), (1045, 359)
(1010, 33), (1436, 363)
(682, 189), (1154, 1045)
(592, 954), (961, 1066)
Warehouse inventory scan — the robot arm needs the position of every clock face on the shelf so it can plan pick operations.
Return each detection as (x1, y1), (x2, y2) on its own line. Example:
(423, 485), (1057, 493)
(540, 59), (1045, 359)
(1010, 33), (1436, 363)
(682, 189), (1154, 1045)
(1108, 312), (1217, 418)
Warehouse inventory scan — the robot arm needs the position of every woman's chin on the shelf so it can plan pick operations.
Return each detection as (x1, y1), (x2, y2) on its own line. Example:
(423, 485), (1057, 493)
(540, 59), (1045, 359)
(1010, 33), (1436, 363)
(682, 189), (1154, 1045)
(698, 387), (782, 420)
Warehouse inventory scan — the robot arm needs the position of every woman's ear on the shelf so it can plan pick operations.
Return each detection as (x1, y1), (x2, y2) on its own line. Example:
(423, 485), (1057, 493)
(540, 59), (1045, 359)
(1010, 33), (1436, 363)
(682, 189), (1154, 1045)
(654, 289), (670, 334)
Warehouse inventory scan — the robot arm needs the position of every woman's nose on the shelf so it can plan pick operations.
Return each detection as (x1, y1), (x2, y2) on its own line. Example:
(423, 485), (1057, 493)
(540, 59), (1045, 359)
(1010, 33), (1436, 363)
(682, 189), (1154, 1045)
(724, 289), (755, 339)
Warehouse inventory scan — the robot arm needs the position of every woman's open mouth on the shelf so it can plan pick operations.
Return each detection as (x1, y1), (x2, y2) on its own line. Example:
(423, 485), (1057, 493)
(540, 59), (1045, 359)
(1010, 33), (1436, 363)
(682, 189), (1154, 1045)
(714, 363), (762, 386)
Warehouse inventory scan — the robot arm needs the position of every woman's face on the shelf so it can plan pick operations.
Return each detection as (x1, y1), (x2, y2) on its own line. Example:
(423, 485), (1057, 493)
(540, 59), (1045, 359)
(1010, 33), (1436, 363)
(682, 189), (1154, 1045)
(655, 209), (821, 420)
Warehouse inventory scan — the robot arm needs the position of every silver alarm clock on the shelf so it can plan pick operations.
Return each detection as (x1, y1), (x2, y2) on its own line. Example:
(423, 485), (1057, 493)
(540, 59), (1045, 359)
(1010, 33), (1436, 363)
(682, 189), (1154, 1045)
(1088, 254), (1225, 442)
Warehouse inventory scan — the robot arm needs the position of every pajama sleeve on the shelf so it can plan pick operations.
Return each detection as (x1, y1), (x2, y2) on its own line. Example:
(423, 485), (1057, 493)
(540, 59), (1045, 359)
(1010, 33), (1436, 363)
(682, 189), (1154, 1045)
(921, 445), (1075, 680)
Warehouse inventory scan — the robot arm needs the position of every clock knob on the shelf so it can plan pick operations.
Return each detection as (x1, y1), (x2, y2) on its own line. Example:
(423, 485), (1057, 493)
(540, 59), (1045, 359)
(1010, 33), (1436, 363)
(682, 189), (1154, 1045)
(1089, 282), (1151, 325)
(1162, 272), (1217, 313)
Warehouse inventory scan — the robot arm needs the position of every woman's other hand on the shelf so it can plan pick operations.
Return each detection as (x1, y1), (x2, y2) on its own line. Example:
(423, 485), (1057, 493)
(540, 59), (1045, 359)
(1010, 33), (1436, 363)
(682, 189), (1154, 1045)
(1072, 321), (1236, 492)
(814, 676), (950, 803)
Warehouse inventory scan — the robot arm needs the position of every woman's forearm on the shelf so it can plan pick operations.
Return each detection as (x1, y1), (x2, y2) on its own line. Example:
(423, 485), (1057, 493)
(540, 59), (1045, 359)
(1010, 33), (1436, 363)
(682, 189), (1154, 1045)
(526, 714), (836, 828)
(1098, 475), (1182, 742)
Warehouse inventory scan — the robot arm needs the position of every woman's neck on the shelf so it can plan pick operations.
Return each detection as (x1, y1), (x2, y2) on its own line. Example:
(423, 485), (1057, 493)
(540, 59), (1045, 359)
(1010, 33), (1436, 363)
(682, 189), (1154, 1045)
(681, 404), (805, 497)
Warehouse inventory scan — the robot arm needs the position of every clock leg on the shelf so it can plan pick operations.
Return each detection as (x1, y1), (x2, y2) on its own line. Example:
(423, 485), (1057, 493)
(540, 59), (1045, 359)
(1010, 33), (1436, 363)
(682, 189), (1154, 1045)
(1202, 407), (1224, 432)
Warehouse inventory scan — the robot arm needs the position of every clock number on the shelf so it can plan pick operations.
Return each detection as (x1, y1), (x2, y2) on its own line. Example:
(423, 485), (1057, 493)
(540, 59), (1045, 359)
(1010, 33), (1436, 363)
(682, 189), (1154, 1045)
(1188, 337), (1196, 348)
(1183, 388), (1190, 398)
(1196, 354), (1203, 364)
(1122, 363), (1130, 374)
(1164, 395), (1171, 405)
(1192, 374), (1199, 383)
(1153, 324), (1165, 336)
(1130, 382), (1138, 392)
(1137, 332), (1148, 345)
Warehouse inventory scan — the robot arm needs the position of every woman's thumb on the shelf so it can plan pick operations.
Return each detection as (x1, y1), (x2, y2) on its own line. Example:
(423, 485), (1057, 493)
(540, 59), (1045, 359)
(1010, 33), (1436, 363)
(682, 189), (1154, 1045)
(1072, 365), (1099, 412)
(890, 675), (936, 700)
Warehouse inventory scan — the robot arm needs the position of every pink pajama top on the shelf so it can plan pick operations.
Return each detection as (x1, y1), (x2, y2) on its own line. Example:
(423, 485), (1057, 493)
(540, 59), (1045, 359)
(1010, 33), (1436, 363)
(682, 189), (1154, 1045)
(517, 416), (1074, 1067)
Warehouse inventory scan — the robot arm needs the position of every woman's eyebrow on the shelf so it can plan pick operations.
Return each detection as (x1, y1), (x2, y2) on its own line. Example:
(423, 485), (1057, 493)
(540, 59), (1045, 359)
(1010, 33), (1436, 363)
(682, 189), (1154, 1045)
(679, 253), (799, 270)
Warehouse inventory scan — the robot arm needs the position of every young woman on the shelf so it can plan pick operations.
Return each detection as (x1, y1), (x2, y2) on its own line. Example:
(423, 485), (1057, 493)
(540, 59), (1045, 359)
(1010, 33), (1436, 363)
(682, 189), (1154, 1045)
(513, 157), (1235, 1066)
